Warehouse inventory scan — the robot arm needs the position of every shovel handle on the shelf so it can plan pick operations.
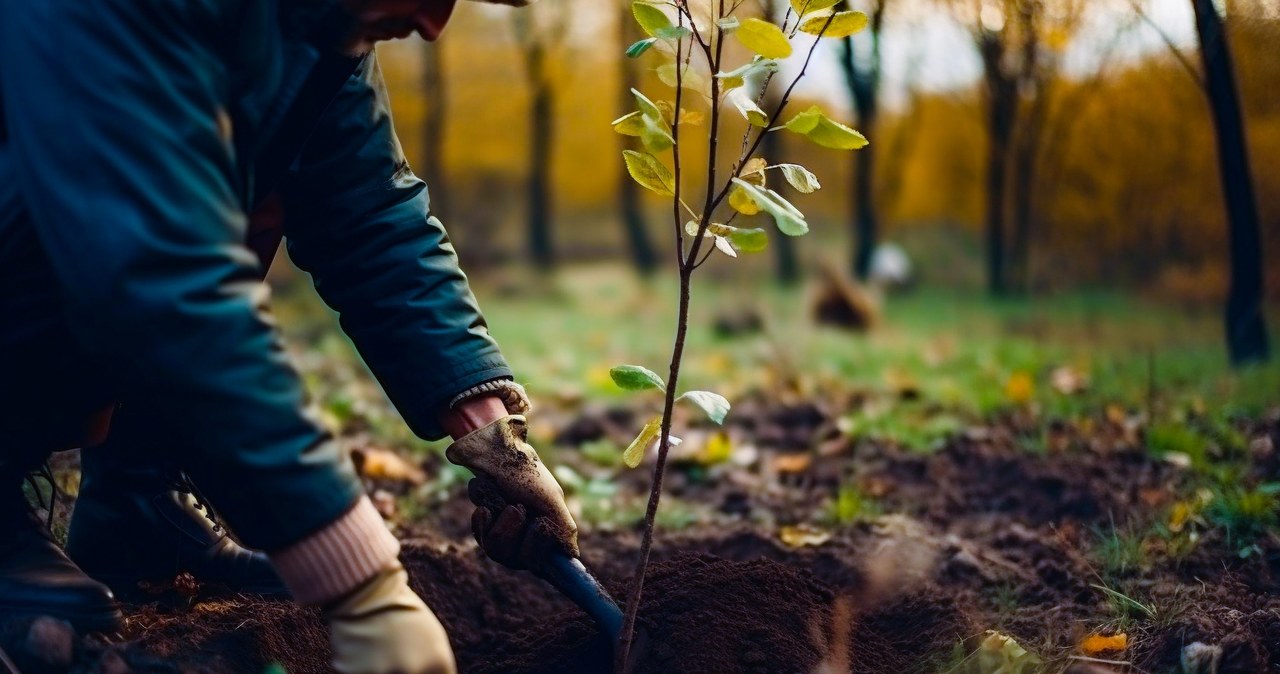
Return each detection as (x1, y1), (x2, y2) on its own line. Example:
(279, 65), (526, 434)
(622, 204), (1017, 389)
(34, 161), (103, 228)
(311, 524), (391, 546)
(538, 554), (624, 640)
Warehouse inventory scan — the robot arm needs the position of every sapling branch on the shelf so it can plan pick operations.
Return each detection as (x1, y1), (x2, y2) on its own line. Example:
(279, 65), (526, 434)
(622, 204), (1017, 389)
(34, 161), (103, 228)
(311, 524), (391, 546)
(611, 3), (865, 669)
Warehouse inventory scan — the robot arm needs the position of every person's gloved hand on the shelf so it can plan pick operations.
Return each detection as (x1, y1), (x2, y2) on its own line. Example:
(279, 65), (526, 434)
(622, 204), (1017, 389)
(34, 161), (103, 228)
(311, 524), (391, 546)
(446, 415), (578, 571)
(326, 563), (457, 674)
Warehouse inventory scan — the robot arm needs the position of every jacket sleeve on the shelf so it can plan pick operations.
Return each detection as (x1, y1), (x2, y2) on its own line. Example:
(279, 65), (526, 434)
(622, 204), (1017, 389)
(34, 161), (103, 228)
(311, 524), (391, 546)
(280, 55), (511, 441)
(0, 0), (361, 550)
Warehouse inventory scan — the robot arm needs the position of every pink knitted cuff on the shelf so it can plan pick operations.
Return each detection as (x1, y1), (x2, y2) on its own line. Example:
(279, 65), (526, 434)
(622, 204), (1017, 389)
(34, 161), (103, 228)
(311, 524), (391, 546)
(268, 496), (401, 606)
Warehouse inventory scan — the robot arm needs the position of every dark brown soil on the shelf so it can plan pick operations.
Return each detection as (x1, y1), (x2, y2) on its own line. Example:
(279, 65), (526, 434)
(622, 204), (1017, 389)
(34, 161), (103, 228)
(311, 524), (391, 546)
(4, 410), (1278, 674)
(1, 531), (972, 674)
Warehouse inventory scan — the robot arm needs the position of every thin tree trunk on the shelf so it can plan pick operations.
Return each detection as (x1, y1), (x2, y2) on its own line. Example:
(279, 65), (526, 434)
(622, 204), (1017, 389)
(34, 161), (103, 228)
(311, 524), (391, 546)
(527, 45), (555, 270)
(986, 124), (1009, 297)
(619, 4), (659, 275)
(838, 0), (884, 281)
(979, 31), (1015, 297)
(1009, 88), (1048, 294)
(421, 41), (448, 221)
(1191, 0), (1270, 364)
(852, 108), (878, 280)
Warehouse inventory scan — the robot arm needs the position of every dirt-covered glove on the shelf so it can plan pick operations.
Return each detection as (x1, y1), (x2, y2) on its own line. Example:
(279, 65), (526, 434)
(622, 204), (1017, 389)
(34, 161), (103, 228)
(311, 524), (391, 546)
(325, 564), (457, 674)
(446, 415), (579, 570)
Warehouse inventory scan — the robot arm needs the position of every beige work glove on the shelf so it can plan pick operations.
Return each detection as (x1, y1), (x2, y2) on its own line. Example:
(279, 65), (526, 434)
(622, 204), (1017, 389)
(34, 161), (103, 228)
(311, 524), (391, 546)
(326, 564), (457, 674)
(446, 415), (579, 571)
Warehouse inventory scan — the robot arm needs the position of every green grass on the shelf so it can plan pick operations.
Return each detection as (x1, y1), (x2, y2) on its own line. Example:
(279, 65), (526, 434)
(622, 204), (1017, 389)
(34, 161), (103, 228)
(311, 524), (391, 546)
(271, 263), (1278, 457)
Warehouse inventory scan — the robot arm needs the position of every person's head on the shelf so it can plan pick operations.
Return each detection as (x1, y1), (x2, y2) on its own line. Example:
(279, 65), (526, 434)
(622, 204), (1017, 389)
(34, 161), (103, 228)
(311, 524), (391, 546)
(342, 0), (533, 47)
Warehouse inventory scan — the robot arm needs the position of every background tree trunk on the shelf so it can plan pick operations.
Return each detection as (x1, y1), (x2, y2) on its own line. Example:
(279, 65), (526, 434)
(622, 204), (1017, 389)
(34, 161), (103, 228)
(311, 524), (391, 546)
(838, 0), (886, 281)
(527, 44), (555, 270)
(1191, 0), (1270, 365)
(618, 3), (659, 275)
(978, 31), (1016, 297)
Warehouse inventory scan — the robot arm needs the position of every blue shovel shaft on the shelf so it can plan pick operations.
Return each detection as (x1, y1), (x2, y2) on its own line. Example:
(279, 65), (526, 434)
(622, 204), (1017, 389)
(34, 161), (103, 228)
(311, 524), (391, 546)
(538, 554), (625, 641)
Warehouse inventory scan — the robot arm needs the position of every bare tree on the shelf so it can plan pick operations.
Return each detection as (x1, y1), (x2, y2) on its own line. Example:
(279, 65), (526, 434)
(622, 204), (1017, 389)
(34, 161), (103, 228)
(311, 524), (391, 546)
(1189, 0), (1270, 364)
(515, 1), (571, 270)
(837, 0), (888, 280)
(949, 0), (1079, 295)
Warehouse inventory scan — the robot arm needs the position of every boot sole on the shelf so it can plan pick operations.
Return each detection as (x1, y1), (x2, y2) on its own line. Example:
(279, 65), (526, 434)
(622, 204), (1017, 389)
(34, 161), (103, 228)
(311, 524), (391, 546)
(0, 603), (123, 634)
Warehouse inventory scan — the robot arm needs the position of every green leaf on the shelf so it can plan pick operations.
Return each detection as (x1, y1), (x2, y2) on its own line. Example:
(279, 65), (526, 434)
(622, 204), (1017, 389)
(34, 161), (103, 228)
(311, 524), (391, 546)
(685, 221), (766, 253)
(679, 391), (731, 424)
(728, 227), (769, 252)
(623, 418), (662, 468)
(613, 110), (673, 154)
(727, 88), (769, 127)
(778, 164), (821, 192)
(716, 57), (781, 83)
(799, 10), (869, 38)
(609, 364), (667, 391)
(790, 0), (840, 16)
(730, 178), (809, 235)
(611, 111), (645, 136)
(734, 18), (792, 59)
(632, 2), (673, 36)
(632, 88), (664, 121)
(655, 25), (692, 40)
(656, 63), (706, 91)
(628, 89), (675, 152)
(780, 105), (868, 150)
(623, 150), (676, 195)
(626, 38), (658, 58)
(717, 16), (741, 32)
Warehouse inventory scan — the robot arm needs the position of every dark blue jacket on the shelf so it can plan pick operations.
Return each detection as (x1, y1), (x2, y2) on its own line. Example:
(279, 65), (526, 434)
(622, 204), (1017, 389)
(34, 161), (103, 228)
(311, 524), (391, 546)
(0, 0), (510, 550)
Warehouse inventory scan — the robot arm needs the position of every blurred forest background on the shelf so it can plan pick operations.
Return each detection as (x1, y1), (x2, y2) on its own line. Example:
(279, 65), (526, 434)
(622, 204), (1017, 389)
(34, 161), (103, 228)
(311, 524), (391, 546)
(369, 0), (1279, 306)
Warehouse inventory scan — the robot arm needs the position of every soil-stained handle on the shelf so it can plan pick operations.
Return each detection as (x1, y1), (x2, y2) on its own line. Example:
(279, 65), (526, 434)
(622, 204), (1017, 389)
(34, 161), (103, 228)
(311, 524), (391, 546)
(538, 554), (624, 640)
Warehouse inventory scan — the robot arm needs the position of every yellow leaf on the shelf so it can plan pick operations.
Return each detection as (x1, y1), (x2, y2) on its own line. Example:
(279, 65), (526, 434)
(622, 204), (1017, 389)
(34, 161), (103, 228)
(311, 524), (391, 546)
(799, 10), (869, 38)
(623, 418), (663, 468)
(1168, 501), (1193, 532)
(622, 150), (676, 196)
(656, 62), (706, 91)
(1005, 371), (1034, 404)
(632, 2), (672, 37)
(697, 432), (733, 466)
(1080, 632), (1128, 655)
(729, 184), (761, 214)
(611, 111), (646, 136)
(789, 0), (840, 16)
(781, 105), (868, 150)
(778, 524), (831, 548)
(734, 18), (792, 59)
(678, 109), (705, 126)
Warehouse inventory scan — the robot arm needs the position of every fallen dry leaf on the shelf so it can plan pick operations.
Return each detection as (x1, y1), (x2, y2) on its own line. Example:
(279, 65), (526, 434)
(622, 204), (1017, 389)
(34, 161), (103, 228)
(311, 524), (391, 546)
(771, 453), (813, 474)
(778, 524), (831, 548)
(1080, 632), (1127, 655)
(351, 446), (427, 485)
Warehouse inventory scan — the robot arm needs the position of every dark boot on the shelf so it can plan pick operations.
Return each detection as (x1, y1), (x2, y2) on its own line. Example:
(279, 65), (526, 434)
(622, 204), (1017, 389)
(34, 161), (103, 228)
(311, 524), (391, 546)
(0, 484), (122, 633)
(66, 454), (288, 599)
